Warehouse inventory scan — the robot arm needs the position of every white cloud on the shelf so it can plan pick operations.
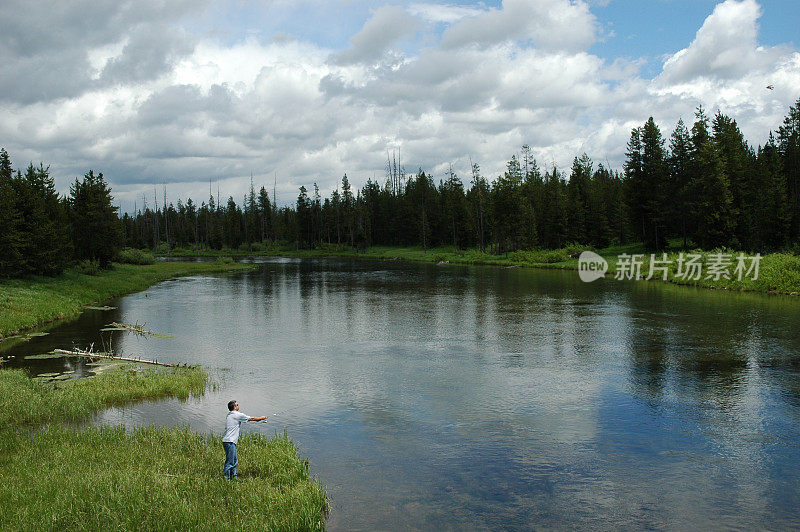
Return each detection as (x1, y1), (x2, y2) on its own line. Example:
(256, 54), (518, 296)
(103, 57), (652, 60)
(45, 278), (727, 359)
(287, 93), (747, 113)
(653, 0), (800, 143)
(440, 0), (598, 53)
(331, 6), (421, 65)
(407, 3), (484, 24)
(1, 0), (798, 210)
(658, 0), (780, 83)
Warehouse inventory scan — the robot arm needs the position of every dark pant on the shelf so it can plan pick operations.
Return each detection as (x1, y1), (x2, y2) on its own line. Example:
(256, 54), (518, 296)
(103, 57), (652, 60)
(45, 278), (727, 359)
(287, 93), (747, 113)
(223, 441), (238, 479)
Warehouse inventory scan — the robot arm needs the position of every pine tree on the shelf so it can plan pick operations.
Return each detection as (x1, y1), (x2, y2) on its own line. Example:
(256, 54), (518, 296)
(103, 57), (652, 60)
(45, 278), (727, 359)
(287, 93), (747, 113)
(441, 167), (467, 249)
(522, 157), (545, 247)
(491, 156), (535, 253)
(466, 163), (490, 252)
(0, 149), (22, 277)
(777, 98), (800, 241)
(625, 126), (646, 246)
(258, 186), (272, 243)
(14, 163), (71, 275)
(224, 196), (243, 249)
(626, 117), (669, 250)
(713, 112), (754, 248)
(341, 174), (355, 247)
(185, 197), (199, 247)
(69, 170), (122, 267)
(246, 176), (258, 246)
(361, 179), (381, 247)
(208, 192), (223, 249)
(587, 164), (613, 247)
(539, 167), (568, 249)
(689, 108), (734, 249)
(755, 135), (790, 249)
(566, 154), (592, 244)
(331, 188), (342, 245)
(406, 170), (436, 251)
(667, 119), (693, 248)
(296, 186), (311, 247)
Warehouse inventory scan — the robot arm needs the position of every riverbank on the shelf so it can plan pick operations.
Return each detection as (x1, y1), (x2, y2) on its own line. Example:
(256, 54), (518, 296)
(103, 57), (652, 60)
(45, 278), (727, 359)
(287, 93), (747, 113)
(0, 366), (329, 530)
(0, 261), (257, 339)
(164, 243), (800, 296)
(0, 365), (207, 425)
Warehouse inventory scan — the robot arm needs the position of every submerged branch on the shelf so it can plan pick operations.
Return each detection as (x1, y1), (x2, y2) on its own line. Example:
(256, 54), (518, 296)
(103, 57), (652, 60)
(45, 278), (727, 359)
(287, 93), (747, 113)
(101, 321), (173, 338)
(53, 348), (190, 368)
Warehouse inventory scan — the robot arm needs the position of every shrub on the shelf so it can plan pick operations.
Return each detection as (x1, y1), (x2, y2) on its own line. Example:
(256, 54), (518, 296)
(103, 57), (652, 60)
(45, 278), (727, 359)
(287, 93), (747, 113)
(508, 249), (570, 264)
(75, 260), (101, 275)
(116, 248), (156, 265)
(154, 242), (171, 255)
(562, 243), (593, 257)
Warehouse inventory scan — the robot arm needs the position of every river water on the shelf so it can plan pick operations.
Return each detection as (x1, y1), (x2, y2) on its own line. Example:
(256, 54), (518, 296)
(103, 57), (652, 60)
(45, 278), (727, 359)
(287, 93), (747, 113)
(4, 258), (800, 530)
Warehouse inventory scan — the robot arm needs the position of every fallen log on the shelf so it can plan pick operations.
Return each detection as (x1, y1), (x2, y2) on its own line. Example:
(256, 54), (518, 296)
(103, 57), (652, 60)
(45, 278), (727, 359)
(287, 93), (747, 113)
(52, 349), (191, 368)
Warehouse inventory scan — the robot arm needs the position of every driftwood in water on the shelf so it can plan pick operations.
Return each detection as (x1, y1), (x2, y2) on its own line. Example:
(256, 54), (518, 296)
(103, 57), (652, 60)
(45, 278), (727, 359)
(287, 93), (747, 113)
(52, 348), (190, 368)
(101, 322), (173, 338)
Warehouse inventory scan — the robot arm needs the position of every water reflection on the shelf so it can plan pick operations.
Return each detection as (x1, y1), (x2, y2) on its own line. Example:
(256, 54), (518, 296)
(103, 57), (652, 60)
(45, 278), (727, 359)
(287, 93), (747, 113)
(2, 258), (799, 529)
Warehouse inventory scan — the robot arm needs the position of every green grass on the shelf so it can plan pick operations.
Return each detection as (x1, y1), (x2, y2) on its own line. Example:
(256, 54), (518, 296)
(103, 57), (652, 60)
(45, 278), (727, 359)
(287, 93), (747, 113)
(0, 365), (207, 426)
(0, 261), (256, 339)
(597, 248), (800, 294)
(0, 367), (329, 530)
(165, 243), (355, 258)
(167, 242), (800, 296)
(116, 247), (156, 265)
(0, 427), (328, 531)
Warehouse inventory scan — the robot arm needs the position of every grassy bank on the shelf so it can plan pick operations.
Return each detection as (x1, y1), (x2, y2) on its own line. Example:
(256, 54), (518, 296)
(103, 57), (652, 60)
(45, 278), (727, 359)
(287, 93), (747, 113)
(0, 366), (329, 530)
(0, 426), (327, 531)
(0, 261), (256, 339)
(165, 243), (800, 296)
(0, 366), (207, 426)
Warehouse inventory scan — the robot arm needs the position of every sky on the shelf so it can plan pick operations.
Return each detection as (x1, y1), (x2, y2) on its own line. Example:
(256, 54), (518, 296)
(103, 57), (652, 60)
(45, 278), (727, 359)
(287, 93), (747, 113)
(1, 0), (799, 210)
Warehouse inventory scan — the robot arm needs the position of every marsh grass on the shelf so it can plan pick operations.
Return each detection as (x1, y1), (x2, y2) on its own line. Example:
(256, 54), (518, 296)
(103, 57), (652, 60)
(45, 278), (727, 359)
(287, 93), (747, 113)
(0, 426), (328, 531)
(116, 247), (156, 265)
(0, 367), (329, 530)
(0, 261), (256, 338)
(571, 246), (800, 294)
(0, 365), (207, 426)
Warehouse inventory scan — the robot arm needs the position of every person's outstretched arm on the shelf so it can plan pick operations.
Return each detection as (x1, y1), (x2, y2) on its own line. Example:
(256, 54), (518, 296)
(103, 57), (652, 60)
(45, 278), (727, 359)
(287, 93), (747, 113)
(248, 415), (267, 421)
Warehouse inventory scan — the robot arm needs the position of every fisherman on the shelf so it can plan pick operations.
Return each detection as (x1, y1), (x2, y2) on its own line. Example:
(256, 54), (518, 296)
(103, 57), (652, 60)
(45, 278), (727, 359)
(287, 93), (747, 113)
(222, 400), (267, 480)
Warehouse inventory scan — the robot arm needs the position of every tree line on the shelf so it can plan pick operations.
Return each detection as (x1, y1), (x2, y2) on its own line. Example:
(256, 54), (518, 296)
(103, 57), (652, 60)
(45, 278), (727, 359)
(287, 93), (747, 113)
(122, 99), (800, 255)
(0, 149), (120, 277)
(1, 99), (799, 279)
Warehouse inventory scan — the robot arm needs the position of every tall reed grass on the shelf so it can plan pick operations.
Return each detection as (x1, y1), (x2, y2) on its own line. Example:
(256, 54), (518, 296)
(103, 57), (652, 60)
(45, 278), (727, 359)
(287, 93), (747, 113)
(0, 426), (328, 531)
(0, 365), (206, 426)
(0, 367), (329, 530)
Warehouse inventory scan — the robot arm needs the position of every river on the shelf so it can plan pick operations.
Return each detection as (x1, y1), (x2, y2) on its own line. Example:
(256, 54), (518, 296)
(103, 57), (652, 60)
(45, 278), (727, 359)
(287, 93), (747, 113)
(4, 258), (800, 529)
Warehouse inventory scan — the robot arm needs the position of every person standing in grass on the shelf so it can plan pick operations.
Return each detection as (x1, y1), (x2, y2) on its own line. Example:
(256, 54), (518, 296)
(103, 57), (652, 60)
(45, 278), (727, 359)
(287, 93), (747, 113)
(223, 400), (267, 480)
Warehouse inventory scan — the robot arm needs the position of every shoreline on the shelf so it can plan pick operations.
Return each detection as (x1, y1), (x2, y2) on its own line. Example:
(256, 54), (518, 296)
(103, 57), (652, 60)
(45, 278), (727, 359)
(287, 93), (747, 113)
(0, 261), (257, 340)
(162, 244), (800, 298)
(0, 365), (328, 529)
